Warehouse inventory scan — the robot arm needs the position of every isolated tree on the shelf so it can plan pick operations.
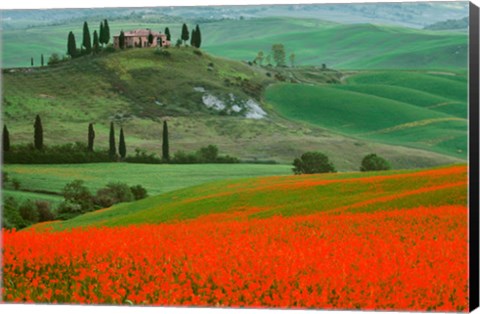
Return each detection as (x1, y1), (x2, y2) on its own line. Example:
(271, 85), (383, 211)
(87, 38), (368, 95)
(3, 125), (10, 152)
(272, 44), (286, 67)
(255, 51), (264, 65)
(103, 19), (110, 45)
(99, 21), (105, 46)
(195, 24), (202, 48)
(289, 52), (295, 67)
(109, 122), (116, 159)
(34, 114), (43, 150)
(148, 32), (154, 46)
(93, 30), (99, 53)
(360, 154), (391, 172)
(181, 24), (189, 45)
(67, 31), (77, 58)
(30, 57), (34, 67)
(119, 127), (126, 159)
(164, 27), (171, 41)
(41, 54), (44, 66)
(162, 120), (169, 161)
(292, 152), (336, 175)
(119, 31), (125, 49)
(87, 123), (95, 152)
(82, 21), (92, 53)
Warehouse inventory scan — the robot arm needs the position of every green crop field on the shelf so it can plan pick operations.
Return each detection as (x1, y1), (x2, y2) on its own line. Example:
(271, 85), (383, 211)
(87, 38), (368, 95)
(265, 70), (467, 159)
(3, 163), (291, 197)
(32, 164), (466, 230)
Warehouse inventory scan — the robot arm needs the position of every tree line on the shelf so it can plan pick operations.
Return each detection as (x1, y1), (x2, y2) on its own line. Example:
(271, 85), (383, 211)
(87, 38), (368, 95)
(3, 115), (239, 164)
(67, 19), (111, 58)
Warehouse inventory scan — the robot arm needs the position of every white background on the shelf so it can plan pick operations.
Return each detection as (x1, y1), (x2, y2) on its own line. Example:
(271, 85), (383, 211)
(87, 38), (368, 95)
(1, 0), (479, 314)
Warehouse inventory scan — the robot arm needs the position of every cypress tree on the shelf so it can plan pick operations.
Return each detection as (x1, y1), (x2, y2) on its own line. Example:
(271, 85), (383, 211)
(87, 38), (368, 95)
(30, 57), (34, 67)
(93, 30), (99, 53)
(41, 54), (44, 66)
(162, 120), (169, 162)
(3, 125), (10, 153)
(148, 32), (154, 46)
(195, 24), (202, 48)
(190, 29), (196, 47)
(119, 127), (126, 159)
(99, 21), (105, 46)
(109, 122), (116, 159)
(87, 123), (95, 152)
(103, 19), (110, 45)
(67, 31), (77, 58)
(181, 24), (189, 45)
(164, 27), (171, 41)
(119, 31), (125, 49)
(34, 115), (43, 150)
(82, 21), (92, 53)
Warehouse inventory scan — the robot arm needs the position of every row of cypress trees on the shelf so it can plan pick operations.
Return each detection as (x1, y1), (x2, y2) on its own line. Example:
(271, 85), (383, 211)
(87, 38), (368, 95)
(3, 116), (170, 162)
(68, 19), (110, 58)
(181, 24), (202, 48)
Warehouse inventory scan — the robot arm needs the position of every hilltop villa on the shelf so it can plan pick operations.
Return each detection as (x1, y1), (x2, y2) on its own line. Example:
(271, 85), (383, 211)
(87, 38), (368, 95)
(113, 29), (171, 48)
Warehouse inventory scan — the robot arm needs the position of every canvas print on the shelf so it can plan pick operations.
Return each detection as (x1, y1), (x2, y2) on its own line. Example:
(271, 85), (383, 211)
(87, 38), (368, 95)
(0, 1), (478, 311)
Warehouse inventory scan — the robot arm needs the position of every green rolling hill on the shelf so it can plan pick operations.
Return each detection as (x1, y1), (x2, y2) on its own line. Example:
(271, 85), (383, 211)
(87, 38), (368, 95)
(265, 70), (467, 159)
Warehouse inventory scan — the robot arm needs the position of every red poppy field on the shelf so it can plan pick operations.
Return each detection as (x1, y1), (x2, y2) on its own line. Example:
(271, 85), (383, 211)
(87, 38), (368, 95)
(1, 165), (469, 311)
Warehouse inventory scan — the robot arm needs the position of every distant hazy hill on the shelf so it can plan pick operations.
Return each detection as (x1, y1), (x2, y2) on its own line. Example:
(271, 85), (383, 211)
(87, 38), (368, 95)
(424, 17), (469, 31)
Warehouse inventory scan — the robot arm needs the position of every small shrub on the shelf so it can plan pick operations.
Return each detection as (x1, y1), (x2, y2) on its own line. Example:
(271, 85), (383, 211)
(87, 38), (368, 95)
(130, 185), (148, 200)
(360, 153), (391, 172)
(94, 182), (134, 208)
(36, 201), (55, 222)
(19, 200), (39, 224)
(193, 49), (202, 56)
(56, 201), (83, 220)
(197, 145), (219, 163)
(63, 180), (94, 213)
(292, 152), (336, 175)
(48, 53), (62, 65)
(2, 197), (27, 229)
(105, 44), (116, 53)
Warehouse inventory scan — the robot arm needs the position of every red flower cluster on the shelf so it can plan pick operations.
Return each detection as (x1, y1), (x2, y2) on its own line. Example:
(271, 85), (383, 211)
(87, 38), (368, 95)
(2, 205), (468, 311)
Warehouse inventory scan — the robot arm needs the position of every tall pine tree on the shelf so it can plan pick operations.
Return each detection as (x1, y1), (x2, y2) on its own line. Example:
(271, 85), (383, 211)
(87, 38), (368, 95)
(162, 120), (169, 162)
(181, 24), (189, 46)
(34, 115), (43, 150)
(119, 127), (126, 159)
(164, 27), (171, 41)
(109, 122), (116, 159)
(103, 19), (110, 45)
(3, 125), (10, 153)
(195, 25), (202, 48)
(87, 123), (95, 152)
(67, 31), (77, 58)
(82, 21), (92, 54)
(99, 21), (105, 46)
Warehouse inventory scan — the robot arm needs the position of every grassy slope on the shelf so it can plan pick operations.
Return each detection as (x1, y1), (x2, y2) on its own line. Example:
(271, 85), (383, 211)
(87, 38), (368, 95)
(2, 18), (466, 69)
(265, 70), (467, 159)
(34, 164), (466, 230)
(3, 48), (459, 169)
